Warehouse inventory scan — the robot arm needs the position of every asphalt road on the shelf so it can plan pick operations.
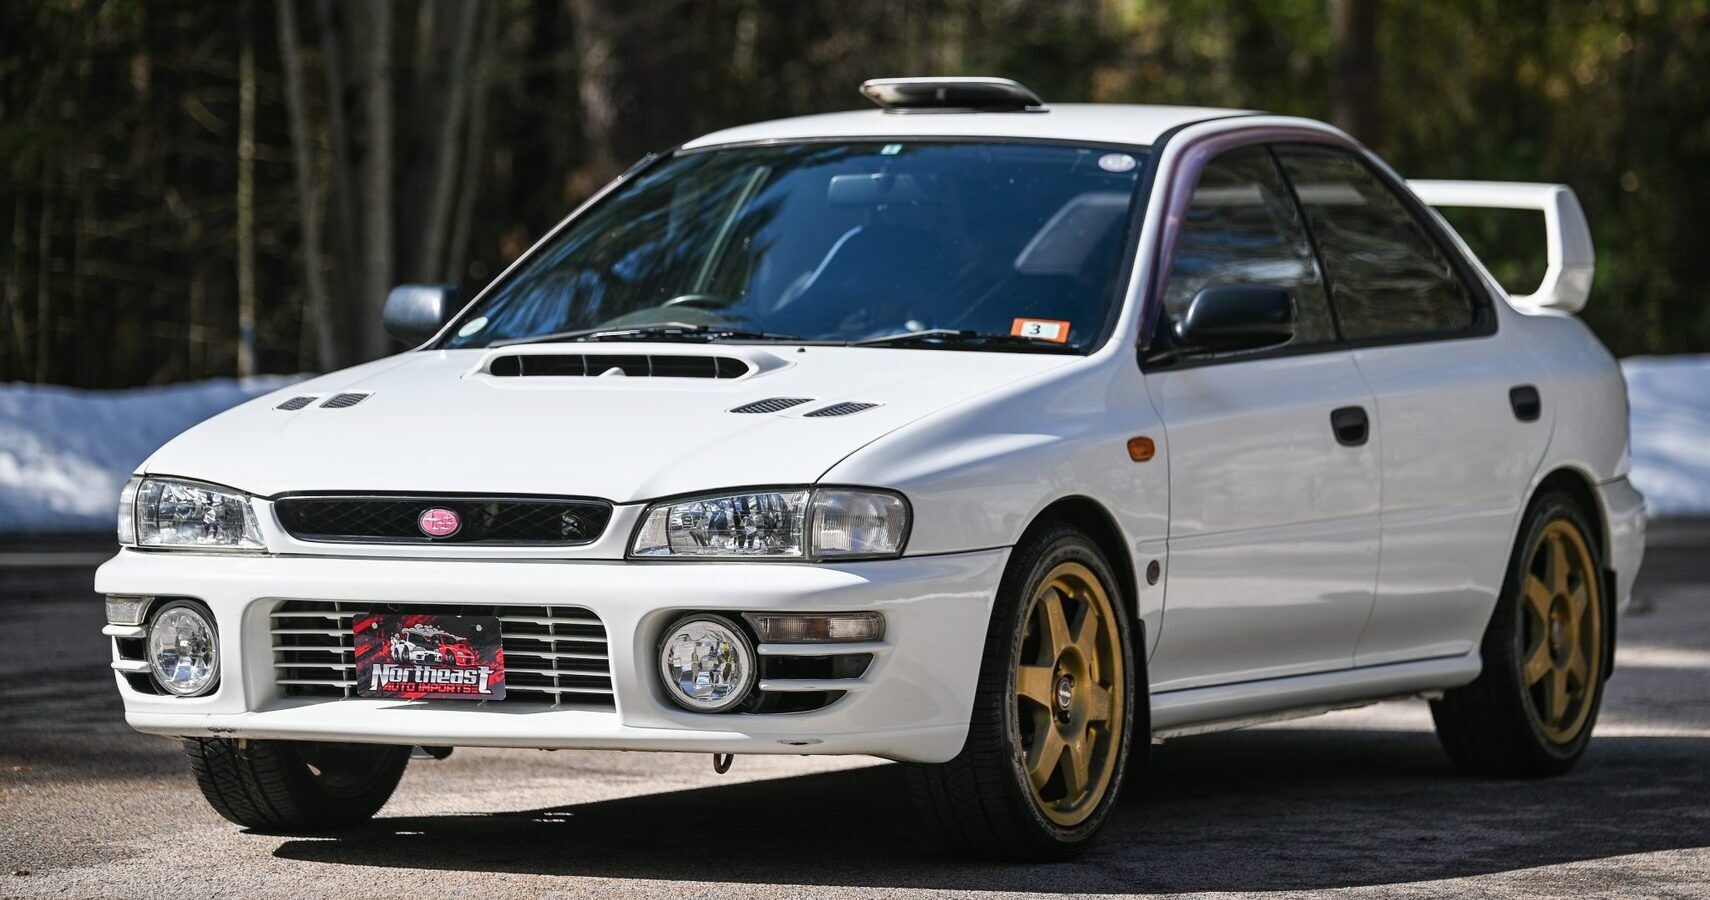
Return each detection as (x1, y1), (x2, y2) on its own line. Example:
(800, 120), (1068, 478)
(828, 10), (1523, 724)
(2, 536), (1706, 899)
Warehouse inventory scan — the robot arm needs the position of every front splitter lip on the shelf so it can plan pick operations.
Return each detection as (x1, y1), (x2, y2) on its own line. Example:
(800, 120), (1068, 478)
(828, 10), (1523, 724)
(124, 703), (970, 761)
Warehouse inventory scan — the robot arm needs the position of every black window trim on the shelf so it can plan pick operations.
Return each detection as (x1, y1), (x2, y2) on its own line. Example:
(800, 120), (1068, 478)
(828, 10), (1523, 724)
(1139, 127), (1501, 373)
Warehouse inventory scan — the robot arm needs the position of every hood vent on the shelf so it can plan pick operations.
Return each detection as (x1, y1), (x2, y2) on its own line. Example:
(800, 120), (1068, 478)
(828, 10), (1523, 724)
(731, 397), (812, 414)
(804, 401), (880, 418)
(488, 353), (749, 379)
(320, 392), (371, 409)
(276, 395), (317, 411)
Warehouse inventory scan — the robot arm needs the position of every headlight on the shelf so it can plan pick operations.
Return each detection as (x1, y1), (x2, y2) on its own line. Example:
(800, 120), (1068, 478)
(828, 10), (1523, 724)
(630, 488), (908, 560)
(146, 600), (220, 696)
(122, 477), (264, 551)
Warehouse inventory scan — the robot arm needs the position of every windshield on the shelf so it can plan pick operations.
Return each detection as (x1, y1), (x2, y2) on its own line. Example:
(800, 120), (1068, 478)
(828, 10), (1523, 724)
(440, 141), (1148, 352)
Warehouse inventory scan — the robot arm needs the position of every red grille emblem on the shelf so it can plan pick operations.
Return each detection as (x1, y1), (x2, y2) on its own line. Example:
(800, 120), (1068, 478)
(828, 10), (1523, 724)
(417, 507), (462, 538)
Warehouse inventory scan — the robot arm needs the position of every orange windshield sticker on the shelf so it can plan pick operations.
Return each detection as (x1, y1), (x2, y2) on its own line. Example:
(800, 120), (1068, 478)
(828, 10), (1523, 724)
(1011, 318), (1072, 343)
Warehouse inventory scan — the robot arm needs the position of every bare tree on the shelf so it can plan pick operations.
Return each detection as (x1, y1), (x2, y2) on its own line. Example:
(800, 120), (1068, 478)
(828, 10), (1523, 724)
(7, 196), (28, 372)
(236, 4), (259, 378)
(356, 0), (394, 358)
(446, 5), (498, 285)
(415, 0), (481, 283)
(317, 0), (363, 360)
(276, 0), (337, 370)
(1331, 0), (1380, 143)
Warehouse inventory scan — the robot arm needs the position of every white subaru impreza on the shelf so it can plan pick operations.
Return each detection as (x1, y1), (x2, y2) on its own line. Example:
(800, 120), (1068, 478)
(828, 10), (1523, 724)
(98, 77), (1645, 859)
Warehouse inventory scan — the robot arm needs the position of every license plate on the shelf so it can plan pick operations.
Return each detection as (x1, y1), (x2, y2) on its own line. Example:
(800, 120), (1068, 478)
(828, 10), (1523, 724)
(354, 614), (506, 701)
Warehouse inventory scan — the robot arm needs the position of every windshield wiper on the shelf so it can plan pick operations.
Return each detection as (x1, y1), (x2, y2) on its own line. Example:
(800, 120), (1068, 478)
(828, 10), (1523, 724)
(491, 322), (806, 347)
(849, 328), (1081, 353)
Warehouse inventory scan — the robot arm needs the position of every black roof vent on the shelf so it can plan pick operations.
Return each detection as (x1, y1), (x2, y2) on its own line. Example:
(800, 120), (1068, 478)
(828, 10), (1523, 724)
(319, 392), (371, 409)
(488, 354), (748, 379)
(803, 401), (880, 418)
(276, 395), (316, 411)
(731, 397), (813, 414)
(859, 77), (1044, 113)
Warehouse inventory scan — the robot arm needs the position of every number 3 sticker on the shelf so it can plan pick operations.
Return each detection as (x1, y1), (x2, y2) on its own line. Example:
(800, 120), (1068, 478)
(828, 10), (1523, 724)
(1010, 318), (1072, 343)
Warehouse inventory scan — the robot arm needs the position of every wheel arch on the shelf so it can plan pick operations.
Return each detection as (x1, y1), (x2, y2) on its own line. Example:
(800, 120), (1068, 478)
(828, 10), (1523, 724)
(1530, 466), (1607, 554)
(1023, 495), (1140, 633)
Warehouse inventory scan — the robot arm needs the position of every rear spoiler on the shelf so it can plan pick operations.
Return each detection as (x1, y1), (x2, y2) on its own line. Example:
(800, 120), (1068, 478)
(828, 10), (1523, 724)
(1408, 180), (1594, 313)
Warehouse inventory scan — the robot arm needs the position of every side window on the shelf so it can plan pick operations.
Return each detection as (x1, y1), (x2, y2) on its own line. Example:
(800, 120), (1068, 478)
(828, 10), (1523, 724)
(1161, 147), (1336, 352)
(1276, 147), (1477, 340)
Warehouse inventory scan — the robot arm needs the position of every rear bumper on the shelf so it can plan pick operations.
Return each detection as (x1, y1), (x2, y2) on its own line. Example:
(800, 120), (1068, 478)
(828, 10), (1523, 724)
(1599, 476), (1646, 615)
(94, 547), (1008, 763)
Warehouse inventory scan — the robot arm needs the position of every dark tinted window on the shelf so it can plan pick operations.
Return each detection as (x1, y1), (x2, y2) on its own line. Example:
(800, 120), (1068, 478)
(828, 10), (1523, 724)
(440, 142), (1145, 351)
(1161, 147), (1335, 351)
(1277, 147), (1475, 340)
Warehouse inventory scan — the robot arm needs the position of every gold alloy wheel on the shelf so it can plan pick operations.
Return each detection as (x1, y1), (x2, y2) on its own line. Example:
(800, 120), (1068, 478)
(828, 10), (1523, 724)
(1012, 561), (1125, 827)
(1520, 519), (1604, 745)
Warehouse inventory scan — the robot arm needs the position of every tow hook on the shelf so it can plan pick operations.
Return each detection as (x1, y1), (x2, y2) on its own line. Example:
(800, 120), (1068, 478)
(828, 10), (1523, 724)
(712, 752), (734, 774)
(411, 746), (454, 760)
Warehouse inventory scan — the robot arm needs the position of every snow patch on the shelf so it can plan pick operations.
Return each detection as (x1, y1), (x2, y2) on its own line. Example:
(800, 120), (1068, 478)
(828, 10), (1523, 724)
(1622, 355), (1710, 517)
(0, 378), (296, 534)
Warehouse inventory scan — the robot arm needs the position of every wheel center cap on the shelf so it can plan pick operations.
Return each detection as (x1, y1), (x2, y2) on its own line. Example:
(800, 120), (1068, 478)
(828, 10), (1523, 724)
(1055, 674), (1076, 712)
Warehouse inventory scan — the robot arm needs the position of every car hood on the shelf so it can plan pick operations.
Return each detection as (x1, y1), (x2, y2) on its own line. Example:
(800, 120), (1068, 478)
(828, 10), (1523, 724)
(142, 344), (1076, 502)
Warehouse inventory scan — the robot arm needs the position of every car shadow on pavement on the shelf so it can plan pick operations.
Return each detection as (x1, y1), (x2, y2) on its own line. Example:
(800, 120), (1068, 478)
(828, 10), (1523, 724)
(271, 726), (1710, 893)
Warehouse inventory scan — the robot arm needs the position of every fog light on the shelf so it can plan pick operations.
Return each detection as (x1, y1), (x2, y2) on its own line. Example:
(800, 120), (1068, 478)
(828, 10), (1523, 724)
(105, 594), (153, 626)
(742, 613), (885, 644)
(146, 601), (219, 697)
(658, 615), (755, 712)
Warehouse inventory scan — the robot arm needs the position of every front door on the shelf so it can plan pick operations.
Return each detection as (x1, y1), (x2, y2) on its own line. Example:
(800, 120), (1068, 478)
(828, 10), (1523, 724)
(1144, 146), (1382, 691)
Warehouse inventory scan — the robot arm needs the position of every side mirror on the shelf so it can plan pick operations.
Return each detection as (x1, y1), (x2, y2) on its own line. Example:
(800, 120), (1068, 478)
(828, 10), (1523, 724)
(1173, 285), (1295, 354)
(382, 284), (457, 345)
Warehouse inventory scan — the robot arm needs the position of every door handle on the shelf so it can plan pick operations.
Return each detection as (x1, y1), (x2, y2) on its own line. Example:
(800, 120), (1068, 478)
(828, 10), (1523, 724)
(1510, 384), (1542, 422)
(1330, 406), (1369, 447)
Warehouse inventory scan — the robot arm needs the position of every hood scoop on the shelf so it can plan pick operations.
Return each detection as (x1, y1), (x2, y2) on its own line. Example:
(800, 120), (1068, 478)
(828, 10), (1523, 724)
(487, 353), (749, 380)
(320, 392), (372, 409)
(276, 395), (318, 411)
(731, 397), (812, 414)
(803, 401), (880, 418)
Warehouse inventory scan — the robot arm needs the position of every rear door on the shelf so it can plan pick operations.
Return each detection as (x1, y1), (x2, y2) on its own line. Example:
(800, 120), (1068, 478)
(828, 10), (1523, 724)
(1145, 146), (1382, 692)
(1275, 146), (1551, 666)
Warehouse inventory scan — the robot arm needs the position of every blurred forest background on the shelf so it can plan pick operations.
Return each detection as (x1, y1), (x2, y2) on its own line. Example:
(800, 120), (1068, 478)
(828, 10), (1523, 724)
(2, 0), (1708, 388)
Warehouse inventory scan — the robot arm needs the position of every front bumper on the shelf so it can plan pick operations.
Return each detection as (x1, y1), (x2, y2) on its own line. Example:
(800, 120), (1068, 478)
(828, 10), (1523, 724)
(94, 547), (1008, 763)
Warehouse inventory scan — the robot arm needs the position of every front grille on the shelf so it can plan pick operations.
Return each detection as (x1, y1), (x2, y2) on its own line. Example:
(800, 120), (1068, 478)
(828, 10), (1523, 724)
(275, 496), (612, 545)
(271, 600), (614, 708)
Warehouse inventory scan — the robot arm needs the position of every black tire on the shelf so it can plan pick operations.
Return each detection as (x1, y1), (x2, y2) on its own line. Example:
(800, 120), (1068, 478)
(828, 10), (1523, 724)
(185, 738), (410, 831)
(1430, 490), (1609, 776)
(907, 521), (1142, 861)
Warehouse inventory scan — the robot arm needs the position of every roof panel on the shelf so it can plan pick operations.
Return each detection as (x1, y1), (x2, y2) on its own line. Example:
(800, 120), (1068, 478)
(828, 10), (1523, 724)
(681, 104), (1254, 151)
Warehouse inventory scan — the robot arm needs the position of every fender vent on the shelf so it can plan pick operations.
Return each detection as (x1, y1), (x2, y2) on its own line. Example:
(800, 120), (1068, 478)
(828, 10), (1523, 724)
(803, 402), (880, 418)
(276, 396), (317, 411)
(488, 354), (748, 379)
(731, 397), (812, 414)
(319, 392), (371, 409)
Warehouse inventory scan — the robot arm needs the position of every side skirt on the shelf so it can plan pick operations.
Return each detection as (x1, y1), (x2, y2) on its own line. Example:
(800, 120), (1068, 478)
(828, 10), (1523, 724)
(1149, 651), (1482, 738)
